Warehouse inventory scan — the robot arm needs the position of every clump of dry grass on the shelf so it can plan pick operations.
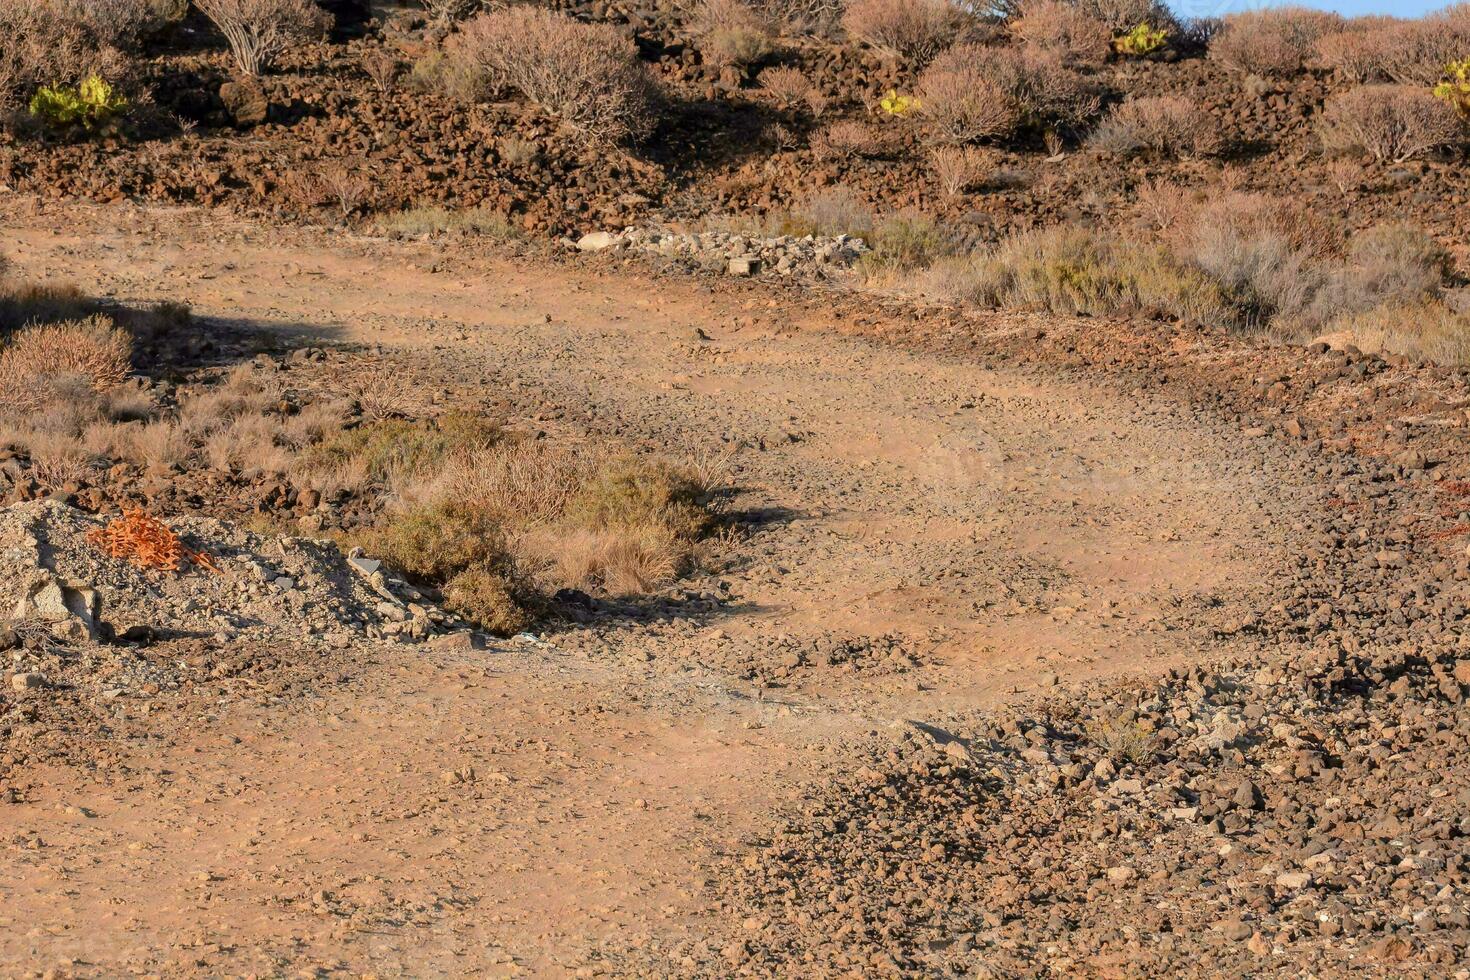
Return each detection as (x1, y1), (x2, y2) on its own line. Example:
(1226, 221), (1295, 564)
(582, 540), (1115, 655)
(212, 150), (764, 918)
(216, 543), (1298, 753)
(758, 65), (816, 109)
(0, 315), (131, 411)
(365, 441), (727, 628)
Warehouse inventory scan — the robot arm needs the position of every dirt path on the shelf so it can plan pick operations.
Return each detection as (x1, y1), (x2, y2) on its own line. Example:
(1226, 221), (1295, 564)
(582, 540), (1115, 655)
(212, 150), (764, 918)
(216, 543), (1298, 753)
(1, 201), (1319, 976)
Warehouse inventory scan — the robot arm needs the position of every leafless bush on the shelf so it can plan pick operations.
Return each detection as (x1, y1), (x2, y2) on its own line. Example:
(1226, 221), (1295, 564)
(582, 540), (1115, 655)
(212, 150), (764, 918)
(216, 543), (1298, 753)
(1010, 0), (1111, 65)
(362, 50), (399, 92)
(842, 0), (967, 66)
(793, 186), (876, 238)
(919, 46), (1098, 145)
(421, 0), (481, 23)
(0, 316), (131, 412)
(1312, 17), (1404, 83)
(749, 0), (845, 35)
(1131, 178), (1194, 232)
(1316, 8), (1470, 86)
(1088, 96), (1223, 158)
(197, 0), (332, 76)
(1317, 85), (1465, 163)
(0, 5), (132, 111)
(812, 119), (887, 158)
(1208, 6), (1342, 78)
(928, 145), (994, 197)
(48, 0), (163, 49)
(443, 8), (658, 145)
(1324, 157), (1363, 195)
(758, 65), (815, 109)
(317, 162), (370, 220)
(1310, 222), (1451, 320)
(693, 0), (775, 68)
(1057, 0), (1175, 32)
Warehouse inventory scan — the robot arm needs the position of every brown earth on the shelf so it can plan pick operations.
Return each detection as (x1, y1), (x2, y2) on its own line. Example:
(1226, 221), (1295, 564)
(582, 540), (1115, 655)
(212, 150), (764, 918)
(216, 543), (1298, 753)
(0, 197), (1464, 976)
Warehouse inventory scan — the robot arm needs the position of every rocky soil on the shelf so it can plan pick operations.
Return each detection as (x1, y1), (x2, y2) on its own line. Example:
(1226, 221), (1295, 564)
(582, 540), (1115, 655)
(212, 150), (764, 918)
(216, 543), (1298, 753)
(2, 197), (1470, 975)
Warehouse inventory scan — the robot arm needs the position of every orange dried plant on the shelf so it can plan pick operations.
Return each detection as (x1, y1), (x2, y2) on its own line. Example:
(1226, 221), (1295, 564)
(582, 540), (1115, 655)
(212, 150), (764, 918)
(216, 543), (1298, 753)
(86, 509), (219, 574)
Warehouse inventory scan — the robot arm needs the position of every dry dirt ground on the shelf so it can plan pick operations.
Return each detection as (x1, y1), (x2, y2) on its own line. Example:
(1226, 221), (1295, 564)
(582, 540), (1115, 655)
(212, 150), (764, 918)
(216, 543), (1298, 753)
(3, 199), (1330, 976)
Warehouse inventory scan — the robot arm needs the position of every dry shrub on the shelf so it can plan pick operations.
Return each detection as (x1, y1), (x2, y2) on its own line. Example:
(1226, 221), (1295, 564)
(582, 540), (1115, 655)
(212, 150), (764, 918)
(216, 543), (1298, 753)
(421, 0), (481, 24)
(813, 119), (887, 158)
(443, 8), (657, 145)
(196, 0), (331, 76)
(793, 186), (876, 238)
(842, 0), (967, 66)
(1320, 301), (1470, 365)
(930, 225), (1229, 324)
(1088, 96), (1223, 158)
(1057, 0), (1174, 33)
(1131, 177), (1195, 232)
(0, 315), (131, 411)
(1208, 6), (1342, 78)
(929, 145), (995, 196)
(1316, 7), (1470, 86)
(1317, 85), (1465, 163)
(0, 4), (133, 111)
(1010, 0), (1111, 65)
(751, 0), (845, 35)
(1304, 222), (1450, 324)
(919, 45), (1098, 145)
(1177, 192), (1339, 327)
(694, 0), (776, 67)
(860, 211), (955, 277)
(758, 65), (815, 109)
(47, 0), (165, 49)
(379, 204), (519, 238)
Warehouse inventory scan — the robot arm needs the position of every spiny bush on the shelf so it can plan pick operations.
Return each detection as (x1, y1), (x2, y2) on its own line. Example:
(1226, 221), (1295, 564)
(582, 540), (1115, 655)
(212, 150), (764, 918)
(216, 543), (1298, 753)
(48, 0), (171, 49)
(842, 0), (968, 67)
(1317, 85), (1465, 163)
(1010, 0), (1111, 64)
(1208, 6), (1342, 78)
(919, 45), (1099, 145)
(693, 0), (776, 68)
(1088, 96), (1223, 158)
(442, 8), (658, 145)
(196, 0), (332, 76)
(0, 315), (132, 411)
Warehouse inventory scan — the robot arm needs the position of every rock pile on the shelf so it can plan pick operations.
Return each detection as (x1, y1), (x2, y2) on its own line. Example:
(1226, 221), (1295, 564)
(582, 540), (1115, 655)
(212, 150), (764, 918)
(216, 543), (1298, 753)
(574, 227), (869, 279)
(0, 501), (470, 660)
(705, 643), (1470, 975)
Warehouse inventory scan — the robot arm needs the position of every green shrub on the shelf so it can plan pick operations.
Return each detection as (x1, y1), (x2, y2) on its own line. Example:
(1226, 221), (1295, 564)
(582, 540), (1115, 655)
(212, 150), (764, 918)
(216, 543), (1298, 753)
(860, 211), (954, 276)
(29, 75), (128, 129)
(300, 413), (502, 485)
(567, 456), (715, 540)
(1112, 22), (1168, 56)
(444, 566), (532, 635)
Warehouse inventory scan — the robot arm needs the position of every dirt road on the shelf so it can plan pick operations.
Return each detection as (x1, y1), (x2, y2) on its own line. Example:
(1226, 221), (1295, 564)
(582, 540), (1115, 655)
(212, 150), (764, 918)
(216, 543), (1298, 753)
(1, 201), (1320, 976)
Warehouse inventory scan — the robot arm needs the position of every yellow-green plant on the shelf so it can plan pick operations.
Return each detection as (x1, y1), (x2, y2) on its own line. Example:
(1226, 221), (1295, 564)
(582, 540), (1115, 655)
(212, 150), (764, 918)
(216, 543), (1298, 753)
(879, 88), (920, 116)
(1113, 22), (1169, 57)
(1433, 59), (1470, 120)
(29, 76), (128, 130)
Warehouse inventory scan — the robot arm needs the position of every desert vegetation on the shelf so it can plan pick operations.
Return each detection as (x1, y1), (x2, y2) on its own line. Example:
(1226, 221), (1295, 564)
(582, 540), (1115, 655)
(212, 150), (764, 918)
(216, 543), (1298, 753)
(0, 263), (727, 635)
